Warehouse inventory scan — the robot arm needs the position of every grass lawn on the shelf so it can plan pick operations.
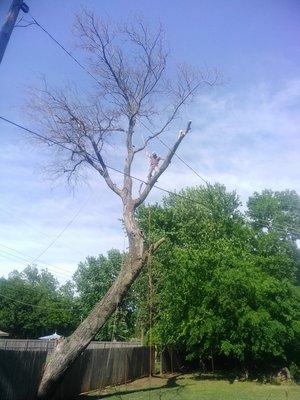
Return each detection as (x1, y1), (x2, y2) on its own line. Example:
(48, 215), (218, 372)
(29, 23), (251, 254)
(80, 374), (300, 400)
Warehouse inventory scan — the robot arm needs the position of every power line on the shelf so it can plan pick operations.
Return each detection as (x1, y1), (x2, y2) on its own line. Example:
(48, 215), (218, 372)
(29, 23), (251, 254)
(0, 205), (86, 253)
(29, 15), (210, 186)
(138, 118), (209, 186)
(0, 206), (50, 239)
(0, 250), (72, 279)
(30, 15), (102, 86)
(0, 249), (73, 279)
(2, 115), (299, 237)
(0, 243), (74, 276)
(30, 201), (87, 265)
(138, 122), (300, 236)
(3, 16), (300, 237)
(0, 116), (209, 210)
(0, 252), (28, 267)
(0, 291), (72, 311)
(1, 118), (88, 263)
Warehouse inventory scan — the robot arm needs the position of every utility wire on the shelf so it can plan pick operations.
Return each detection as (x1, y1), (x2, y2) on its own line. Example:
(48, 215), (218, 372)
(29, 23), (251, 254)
(29, 15), (209, 185)
(138, 118), (209, 186)
(0, 250), (73, 279)
(0, 291), (72, 311)
(0, 243), (74, 276)
(0, 176), (88, 270)
(30, 201), (86, 265)
(0, 206), (50, 239)
(1, 116), (299, 236)
(4, 16), (300, 236)
(0, 116), (209, 210)
(0, 205), (86, 253)
(30, 16), (102, 86)
(0, 250), (72, 279)
(1, 118), (87, 265)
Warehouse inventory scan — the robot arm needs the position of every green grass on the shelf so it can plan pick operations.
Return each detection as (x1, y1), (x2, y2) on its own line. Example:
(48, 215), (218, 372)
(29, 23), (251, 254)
(80, 374), (300, 400)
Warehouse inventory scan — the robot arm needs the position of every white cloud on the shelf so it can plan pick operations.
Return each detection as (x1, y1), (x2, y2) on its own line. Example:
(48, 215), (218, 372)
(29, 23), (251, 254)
(0, 79), (299, 282)
(174, 79), (300, 199)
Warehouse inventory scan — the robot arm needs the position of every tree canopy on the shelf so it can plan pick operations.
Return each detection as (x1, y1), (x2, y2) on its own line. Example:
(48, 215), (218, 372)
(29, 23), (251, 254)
(1, 186), (299, 372)
(0, 266), (79, 338)
(73, 249), (136, 340)
(136, 185), (300, 368)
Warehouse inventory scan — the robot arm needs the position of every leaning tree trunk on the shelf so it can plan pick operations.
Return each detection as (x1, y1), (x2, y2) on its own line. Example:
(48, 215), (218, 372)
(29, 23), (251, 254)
(37, 203), (164, 400)
(36, 119), (190, 399)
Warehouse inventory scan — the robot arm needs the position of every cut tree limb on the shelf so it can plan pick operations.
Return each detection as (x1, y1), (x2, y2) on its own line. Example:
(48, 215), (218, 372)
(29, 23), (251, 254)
(134, 121), (192, 208)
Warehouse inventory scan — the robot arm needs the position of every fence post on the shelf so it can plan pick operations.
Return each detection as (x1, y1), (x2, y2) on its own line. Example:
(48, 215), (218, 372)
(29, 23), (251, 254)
(150, 346), (155, 375)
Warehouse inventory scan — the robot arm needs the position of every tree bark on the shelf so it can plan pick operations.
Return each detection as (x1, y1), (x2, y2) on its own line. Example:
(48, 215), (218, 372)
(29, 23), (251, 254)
(37, 121), (191, 399)
(20, 10), (215, 397)
(37, 202), (164, 399)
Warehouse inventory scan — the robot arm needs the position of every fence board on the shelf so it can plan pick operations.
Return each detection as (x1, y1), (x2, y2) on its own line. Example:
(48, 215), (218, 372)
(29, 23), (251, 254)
(0, 339), (141, 351)
(0, 345), (151, 400)
(0, 350), (47, 400)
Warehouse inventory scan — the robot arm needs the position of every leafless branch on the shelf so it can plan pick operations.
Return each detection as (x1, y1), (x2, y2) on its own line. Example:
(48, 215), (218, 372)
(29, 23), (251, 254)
(26, 14), (220, 203)
(26, 79), (124, 196)
(74, 11), (168, 120)
(30, 11), (222, 398)
(134, 64), (221, 153)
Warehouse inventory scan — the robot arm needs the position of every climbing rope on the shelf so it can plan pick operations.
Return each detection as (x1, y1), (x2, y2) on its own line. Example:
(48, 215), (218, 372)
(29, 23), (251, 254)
(147, 208), (153, 399)
(98, 234), (127, 394)
(106, 307), (119, 368)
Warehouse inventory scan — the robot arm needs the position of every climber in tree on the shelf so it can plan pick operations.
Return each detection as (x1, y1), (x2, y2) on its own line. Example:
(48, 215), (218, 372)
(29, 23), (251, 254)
(147, 150), (164, 179)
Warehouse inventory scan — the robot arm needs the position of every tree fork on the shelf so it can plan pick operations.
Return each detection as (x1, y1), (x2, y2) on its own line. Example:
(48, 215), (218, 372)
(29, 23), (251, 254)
(23, 11), (218, 398)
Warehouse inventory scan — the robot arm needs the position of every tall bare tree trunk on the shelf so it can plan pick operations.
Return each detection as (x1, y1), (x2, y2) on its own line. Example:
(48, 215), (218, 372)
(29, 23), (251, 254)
(37, 203), (164, 400)
(25, 10), (217, 398)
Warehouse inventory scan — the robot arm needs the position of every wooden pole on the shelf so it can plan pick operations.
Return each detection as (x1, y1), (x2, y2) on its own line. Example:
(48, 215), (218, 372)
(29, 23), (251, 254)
(0, 0), (24, 63)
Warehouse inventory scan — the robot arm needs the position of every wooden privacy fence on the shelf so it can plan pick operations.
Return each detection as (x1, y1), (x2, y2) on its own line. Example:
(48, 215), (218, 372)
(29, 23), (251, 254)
(0, 350), (46, 400)
(0, 339), (142, 351)
(0, 345), (154, 400)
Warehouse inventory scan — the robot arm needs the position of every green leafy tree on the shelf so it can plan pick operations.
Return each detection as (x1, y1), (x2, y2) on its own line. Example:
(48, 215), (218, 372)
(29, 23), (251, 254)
(248, 189), (300, 283)
(251, 231), (298, 281)
(0, 266), (79, 338)
(136, 185), (300, 369)
(247, 189), (300, 241)
(74, 250), (137, 340)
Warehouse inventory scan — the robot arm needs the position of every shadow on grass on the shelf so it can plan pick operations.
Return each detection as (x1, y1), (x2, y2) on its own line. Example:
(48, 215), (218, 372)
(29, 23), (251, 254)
(193, 370), (300, 386)
(79, 375), (185, 399)
(192, 371), (237, 383)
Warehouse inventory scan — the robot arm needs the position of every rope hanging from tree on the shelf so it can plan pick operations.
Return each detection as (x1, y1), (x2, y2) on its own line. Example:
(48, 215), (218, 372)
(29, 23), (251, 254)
(147, 207), (154, 398)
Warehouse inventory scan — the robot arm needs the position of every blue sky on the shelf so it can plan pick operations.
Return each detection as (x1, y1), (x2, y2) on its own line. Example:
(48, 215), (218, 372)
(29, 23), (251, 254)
(0, 0), (299, 282)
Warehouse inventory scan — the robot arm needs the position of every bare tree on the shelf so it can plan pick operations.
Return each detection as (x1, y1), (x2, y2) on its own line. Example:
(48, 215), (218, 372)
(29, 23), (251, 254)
(28, 10), (220, 399)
